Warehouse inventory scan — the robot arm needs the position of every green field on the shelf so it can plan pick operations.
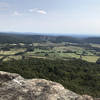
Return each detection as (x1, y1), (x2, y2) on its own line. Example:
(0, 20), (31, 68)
(0, 34), (100, 98)
(0, 42), (100, 62)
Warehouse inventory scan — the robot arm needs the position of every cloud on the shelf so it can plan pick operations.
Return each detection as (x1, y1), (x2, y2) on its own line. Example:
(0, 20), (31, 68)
(0, 2), (9, 8)
(12, 11), (23, 16)
(37, 10), (47, 15)
(29, 8), (36, 12)
(0, 2), (9, 11)
(29, 8), (47, 15)
(0, 8), (8, 11)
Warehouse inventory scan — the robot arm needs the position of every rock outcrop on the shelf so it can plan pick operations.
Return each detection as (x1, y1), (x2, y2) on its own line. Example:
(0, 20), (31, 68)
(0, 71), (94, 100)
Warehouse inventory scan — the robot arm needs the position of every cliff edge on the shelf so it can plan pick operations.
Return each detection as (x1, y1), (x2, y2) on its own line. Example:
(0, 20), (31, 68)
(0, 71), (93, 100)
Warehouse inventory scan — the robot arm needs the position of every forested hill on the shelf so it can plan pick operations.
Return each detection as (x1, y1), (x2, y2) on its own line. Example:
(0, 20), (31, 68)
(0, 32), (100, 44)
(0, 33), (82, 44)
(84, 37), (100, 44)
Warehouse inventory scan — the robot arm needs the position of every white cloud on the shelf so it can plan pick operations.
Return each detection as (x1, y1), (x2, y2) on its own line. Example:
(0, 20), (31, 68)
(29, 8), (47, 15)
(0, 2), (9, 11)
(37, 10), (47, 15)
(0, 2), (9, 8)
(29, 8), (36, 12)
(12, 11), (23, 16)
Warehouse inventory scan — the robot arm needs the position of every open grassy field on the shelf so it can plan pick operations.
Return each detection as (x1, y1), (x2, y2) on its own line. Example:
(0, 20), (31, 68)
(90, 43), (100, 48)
(0, 48), (26, 55)
(0, 42), (100, 62)
(82, 56), (99, 62)
(3, 56), (22, 61)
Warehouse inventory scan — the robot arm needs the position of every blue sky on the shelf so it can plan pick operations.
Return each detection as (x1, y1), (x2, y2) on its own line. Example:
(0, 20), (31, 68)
(0, 0), (100, 35)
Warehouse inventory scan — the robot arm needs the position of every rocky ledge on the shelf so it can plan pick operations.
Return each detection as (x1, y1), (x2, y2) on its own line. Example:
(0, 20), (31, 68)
(0, 71), (94, 100)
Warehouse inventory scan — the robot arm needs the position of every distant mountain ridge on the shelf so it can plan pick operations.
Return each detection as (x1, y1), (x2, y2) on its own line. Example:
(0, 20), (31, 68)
(0, 32), (100, 44)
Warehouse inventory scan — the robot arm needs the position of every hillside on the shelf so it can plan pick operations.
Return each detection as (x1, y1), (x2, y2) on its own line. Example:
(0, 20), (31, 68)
(0, 33), (83, 44)
(84, 37), (100, 44)
(1, 32), (100, 44)
(0, 71), (94, 100)
(0, 58), (100, 97)
(0, 33), (100, 98)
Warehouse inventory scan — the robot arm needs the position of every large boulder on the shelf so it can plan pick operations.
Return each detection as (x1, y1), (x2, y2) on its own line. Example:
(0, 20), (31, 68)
(0, 71), (94, 100)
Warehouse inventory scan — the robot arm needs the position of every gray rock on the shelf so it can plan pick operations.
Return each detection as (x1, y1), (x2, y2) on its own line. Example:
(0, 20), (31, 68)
(0, 71), (94, 100)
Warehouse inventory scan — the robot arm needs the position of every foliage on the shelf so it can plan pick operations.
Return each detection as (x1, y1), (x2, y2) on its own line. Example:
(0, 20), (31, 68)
(0, 58), (100, 97)
(96, 58), (100, 64)
(0, 33), (83, 44)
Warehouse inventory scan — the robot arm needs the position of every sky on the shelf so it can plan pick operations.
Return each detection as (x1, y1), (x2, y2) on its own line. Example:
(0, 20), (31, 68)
(0, 0), (100, 35)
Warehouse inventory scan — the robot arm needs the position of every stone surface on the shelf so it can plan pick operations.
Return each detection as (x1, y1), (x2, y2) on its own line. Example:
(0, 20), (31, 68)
(0, 71), (94, 100)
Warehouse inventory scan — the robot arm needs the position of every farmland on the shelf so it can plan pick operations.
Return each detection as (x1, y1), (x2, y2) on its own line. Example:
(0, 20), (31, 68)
(0, 42), (100, 62)
(0, 33), (100, 97)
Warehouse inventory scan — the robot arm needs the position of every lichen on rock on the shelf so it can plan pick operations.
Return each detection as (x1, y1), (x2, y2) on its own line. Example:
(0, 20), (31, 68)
(0, 71), (94, 100)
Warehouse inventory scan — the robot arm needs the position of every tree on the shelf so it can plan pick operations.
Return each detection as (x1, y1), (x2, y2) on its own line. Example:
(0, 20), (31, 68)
(96, 58), (100, 64)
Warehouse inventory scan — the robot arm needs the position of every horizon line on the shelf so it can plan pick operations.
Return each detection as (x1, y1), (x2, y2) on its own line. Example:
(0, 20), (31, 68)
(0, 31), (100, 37)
